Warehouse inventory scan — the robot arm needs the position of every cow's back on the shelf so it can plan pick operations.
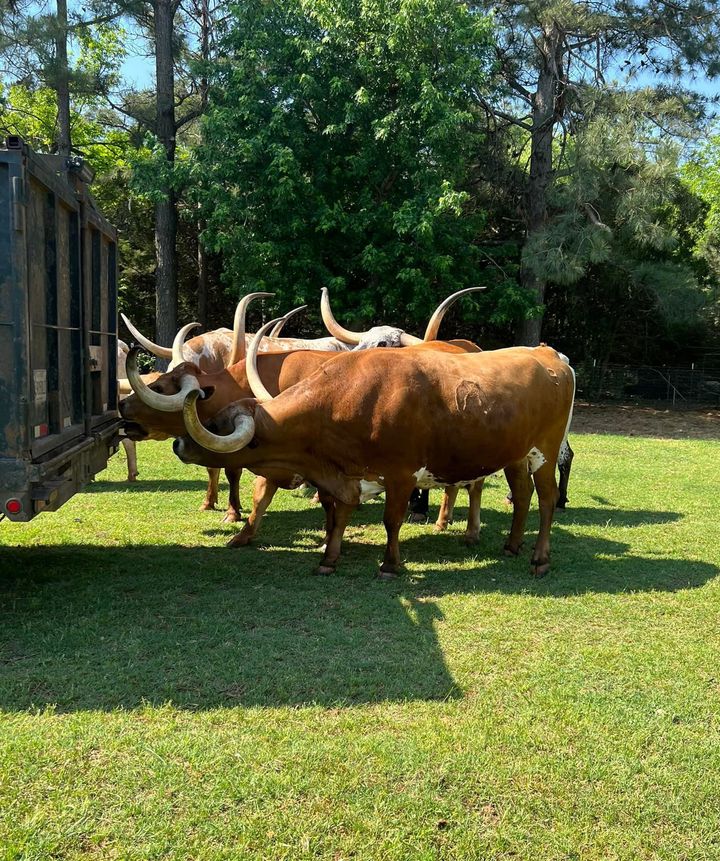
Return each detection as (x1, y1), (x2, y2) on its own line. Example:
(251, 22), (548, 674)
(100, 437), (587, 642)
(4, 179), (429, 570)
(272, 346), (574, 483)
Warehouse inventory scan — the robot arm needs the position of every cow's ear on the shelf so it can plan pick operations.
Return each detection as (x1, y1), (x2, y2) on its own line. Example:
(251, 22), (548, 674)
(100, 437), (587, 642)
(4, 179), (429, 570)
(200, 385), (216, 400)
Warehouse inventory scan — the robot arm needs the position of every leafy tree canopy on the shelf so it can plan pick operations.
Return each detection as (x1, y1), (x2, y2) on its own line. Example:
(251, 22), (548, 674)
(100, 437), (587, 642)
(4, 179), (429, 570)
(190, 0), (495, 329)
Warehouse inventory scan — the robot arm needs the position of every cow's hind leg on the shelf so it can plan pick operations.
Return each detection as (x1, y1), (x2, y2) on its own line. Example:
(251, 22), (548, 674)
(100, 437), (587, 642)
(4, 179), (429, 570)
(200, 468), (220, 511)
(317, 500), (356, 575)
(222, 467), (243, 523)
(557, 440), (574, 510)
(435, 486), (459, 532)
(408, 488), (430, 523)
(227, 476), (278, 547)
(463, 479), (485, 545)
(503, 461), (533, 557)
(379, 478), (418, 580)
(530, 463), (559, 577)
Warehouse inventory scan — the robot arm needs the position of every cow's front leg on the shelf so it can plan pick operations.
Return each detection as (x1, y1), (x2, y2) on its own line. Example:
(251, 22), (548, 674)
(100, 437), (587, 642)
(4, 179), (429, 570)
(200, 468), (221, 511)
(228, 476), (277, 547)
(122, 439), (138, 482)
(222, 467), (243, 523)
(379, 478), (417, 580)
(316, 499), (356, 575)
(316, 488), (337, 550)
(435, 486), (458, 532)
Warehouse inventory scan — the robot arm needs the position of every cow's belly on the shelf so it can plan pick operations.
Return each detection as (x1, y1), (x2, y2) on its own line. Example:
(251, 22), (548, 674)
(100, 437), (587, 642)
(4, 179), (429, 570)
(413, 467), (489, 489)
(358, 445), (548, 502)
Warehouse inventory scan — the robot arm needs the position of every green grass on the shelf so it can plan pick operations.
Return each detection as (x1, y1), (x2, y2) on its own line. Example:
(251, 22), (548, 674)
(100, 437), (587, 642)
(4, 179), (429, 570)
(1, 432), (719, 860)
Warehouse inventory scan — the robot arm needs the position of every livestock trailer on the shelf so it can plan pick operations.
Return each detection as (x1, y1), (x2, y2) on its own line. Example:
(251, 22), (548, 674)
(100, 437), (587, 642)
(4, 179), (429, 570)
(0, 137), (120, 522)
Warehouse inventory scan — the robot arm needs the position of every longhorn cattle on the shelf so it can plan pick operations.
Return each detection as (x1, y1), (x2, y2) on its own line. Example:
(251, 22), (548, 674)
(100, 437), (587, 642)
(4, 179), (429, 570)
(119, 293), (345, 516)
(122, 289), (486, 536)
(176, 333), (576, 579)
(121, 335), (475, 544)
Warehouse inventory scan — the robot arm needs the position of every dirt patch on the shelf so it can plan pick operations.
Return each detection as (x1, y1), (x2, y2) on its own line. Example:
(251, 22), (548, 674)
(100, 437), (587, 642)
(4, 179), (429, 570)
(572, 402), (720, 440)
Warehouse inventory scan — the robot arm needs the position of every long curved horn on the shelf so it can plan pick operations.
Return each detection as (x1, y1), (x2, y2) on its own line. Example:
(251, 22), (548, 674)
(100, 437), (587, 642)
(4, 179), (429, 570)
(120, 313), (173, 359)
(228, 291), (275, 367)
(423, 286), (486, 341)
(320, 288), (365, 345)
(126, 346), (203, 412)
(269, 318), (286, 337)
(400, 333), (423, 346)
(267, 304), (308, 337)
(182, 389), (256, 453)
(246, 316), (286, 403)
(170, 322), (202, 368)
(118, 378), (132, 397)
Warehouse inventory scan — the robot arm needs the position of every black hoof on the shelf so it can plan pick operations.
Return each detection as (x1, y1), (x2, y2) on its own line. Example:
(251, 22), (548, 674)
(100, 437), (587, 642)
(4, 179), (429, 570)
(314, 564), (335, 576)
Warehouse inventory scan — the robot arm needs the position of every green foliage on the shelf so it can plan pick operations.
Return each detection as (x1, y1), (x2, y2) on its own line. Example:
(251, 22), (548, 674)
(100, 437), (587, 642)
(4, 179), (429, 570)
(191, 0), (494, 327)
(684, 133), (720, 270)
(508, 90), (714, 360)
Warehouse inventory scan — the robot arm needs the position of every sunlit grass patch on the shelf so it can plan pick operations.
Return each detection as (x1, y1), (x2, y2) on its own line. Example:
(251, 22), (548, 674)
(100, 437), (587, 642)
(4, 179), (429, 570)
(1, 433), (719, 859)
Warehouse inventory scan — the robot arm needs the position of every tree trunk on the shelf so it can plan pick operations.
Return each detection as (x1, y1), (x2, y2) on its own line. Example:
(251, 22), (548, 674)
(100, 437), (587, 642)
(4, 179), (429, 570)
(197, 214), (209, 326)
(55, 0), (71, 157)
(196, 0), (210, 327)
(154, 0), (178, 365)
(515, 22), (562, 346)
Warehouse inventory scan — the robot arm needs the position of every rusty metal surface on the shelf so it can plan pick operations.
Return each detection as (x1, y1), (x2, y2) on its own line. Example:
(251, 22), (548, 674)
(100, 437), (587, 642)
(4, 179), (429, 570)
(0, 139), (120, 521)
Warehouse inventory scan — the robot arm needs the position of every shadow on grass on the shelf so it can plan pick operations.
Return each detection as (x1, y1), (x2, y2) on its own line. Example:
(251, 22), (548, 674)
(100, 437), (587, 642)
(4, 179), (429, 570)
(87, 478), (219, 494)
(0, 499), (716, 713)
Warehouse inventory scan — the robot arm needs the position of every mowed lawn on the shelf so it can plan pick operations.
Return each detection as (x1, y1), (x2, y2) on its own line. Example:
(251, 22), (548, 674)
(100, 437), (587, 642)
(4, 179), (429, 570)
(1, 431), (719, 860)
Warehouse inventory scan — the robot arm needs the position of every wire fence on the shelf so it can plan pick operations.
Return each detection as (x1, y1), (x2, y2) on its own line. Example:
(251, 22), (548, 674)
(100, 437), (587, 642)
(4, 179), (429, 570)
(576, 359), (720, 407)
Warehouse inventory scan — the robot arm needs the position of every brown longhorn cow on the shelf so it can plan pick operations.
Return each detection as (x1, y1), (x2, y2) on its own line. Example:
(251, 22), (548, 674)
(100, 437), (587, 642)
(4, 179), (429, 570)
(176, 332), (576, 579)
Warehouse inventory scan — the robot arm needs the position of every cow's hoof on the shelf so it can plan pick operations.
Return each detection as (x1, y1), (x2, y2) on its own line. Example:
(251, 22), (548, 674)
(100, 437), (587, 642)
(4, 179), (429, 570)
(530, 559), (550, 577)
(314, 564), (335, 576)
(434, 523), (449, 533)
(227, 532), (252, 548)
(462, 534), (480, 547)
(557, 500), (568, 511)
(408, 513), (429, 524)
(504, 495), (513, 507)
(127, 473), (138, 483)
(378, 563), (400, 581)
(503, 542), (522, 557)
(199, 503), (218, 512)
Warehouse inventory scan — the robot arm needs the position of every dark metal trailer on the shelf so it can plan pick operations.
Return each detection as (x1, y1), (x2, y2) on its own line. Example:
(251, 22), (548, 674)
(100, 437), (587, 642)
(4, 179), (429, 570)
(0, 137), (120, 522)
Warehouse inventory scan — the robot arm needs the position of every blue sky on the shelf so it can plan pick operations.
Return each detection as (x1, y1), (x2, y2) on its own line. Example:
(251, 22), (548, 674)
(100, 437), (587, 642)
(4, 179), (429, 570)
(119, 44), (717, 99)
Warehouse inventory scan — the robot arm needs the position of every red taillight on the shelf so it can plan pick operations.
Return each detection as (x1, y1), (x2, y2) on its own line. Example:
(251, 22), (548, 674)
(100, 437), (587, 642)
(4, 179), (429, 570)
(5, 498), (22, 515)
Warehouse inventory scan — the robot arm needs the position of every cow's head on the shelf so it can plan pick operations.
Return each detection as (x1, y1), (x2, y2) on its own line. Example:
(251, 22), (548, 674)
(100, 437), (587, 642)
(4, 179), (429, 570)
(120, 350), (213, 440)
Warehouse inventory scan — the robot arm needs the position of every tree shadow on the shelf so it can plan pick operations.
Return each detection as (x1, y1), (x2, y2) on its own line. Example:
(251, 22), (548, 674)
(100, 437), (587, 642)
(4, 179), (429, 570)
(0, 544), (459, 713)
(0, 492), (716, 714)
